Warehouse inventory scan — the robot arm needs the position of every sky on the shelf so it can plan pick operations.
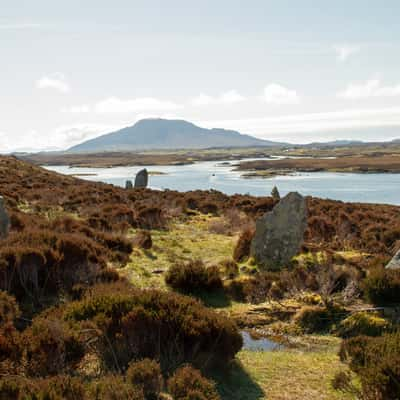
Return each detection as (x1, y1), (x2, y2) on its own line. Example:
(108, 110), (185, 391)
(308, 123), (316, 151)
(1, 0), (400, 151)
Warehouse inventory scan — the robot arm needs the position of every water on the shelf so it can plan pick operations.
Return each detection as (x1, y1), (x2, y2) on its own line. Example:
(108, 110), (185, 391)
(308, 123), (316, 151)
(44, 158), (400, 205)
(241, 331), (284, 351)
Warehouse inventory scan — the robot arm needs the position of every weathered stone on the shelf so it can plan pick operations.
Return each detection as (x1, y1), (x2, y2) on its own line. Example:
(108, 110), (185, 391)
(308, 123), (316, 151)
(125, 180), (133, 189)
(250, 192), (307, 270)
(134, 168), (148, 188)
(271, 186), (280, 200)
(0, 196), (10, 239)
(385, 249), (400, 270)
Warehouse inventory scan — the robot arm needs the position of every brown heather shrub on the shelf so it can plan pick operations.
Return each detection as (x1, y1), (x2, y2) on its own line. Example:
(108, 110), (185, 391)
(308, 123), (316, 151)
(22, 317), (85, 377)
(133, 230), (153, 249)
(65, 284), (242, 372)
(167, 365), (220, 400)
(165, 260), (222, 293)
(340, 332), (400, 400)
(126, 358), (163, 399)
(0, 290), (20, 324)
(0, 375), (87, 400)
(89, 375), (144, 400)
(220, 259), (239, 279)
(233, 228), (254, 262)
(294, 304), (348, 334)
(362, 267), (400, 305)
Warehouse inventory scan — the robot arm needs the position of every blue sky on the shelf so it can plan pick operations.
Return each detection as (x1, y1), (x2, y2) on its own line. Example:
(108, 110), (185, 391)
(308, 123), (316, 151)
(1, 0), (400, 151)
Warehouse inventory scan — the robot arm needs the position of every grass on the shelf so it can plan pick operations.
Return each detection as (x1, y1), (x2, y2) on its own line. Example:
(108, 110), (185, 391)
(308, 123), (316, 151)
(217, 339), (357, 400)
(120, 214), (236, 288)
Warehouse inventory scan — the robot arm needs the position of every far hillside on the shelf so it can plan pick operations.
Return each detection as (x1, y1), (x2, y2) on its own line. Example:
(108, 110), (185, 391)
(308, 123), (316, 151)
(67, 118), (284, 152)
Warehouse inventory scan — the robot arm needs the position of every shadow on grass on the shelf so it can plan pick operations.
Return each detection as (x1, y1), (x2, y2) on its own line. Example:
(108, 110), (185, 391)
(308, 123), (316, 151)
(212, 359), (265, 400)
(196, 288), (232, 308)
(143, 250), (158, 260)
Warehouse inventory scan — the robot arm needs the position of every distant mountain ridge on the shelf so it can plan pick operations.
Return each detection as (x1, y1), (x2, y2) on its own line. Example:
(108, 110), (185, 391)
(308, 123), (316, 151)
(68, 118), (285, 153)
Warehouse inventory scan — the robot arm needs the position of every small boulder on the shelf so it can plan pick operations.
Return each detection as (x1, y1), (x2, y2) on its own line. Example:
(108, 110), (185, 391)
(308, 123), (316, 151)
(250, 192), (307, 270)
(385, 249), (400, 270)
(134, 169), (148, 188)
(125, 180), (133, 189)
(0, 196), (10, 239)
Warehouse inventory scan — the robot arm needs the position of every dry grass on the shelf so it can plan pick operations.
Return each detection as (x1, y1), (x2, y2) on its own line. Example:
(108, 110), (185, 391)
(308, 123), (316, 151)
(218, 340), (357, 400)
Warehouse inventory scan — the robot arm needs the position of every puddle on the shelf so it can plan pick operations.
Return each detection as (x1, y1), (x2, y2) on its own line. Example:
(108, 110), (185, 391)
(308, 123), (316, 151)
(241, 330), (285, 351)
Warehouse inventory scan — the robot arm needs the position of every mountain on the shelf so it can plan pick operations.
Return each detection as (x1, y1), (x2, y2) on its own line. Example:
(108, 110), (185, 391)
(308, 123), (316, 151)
(68, 119), (285, 153)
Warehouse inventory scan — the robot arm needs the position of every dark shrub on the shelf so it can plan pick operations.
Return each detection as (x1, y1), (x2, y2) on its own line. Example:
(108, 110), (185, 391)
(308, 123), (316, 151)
(133, 230), (152, 250)
(233, 229), (254, 262)
(362, 267), (400, 305)
(65, 284), (242, 372)
(165, 260), (222, 293)
(23, 317), (85, 376)
(340, 332), (400, 400)
(126, 358), (162, 399)
(136, 206), (166, 229)
(167, 365), (220, 400)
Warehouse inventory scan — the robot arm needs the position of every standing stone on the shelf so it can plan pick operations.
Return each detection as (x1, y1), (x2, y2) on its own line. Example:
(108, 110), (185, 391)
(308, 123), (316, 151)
(271, 186), (280, 200)
(385, 249), (400, 270)
(134, 169), (148, 188)
(0, 196), (10, 239)
(251, 192), (307, 270)
(125, 180), (133, 189)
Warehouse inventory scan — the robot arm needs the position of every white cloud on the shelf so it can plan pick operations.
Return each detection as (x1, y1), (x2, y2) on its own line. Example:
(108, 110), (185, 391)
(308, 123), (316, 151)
(263, 83), (300, 105)
(36, 73), (70, 93)
(200, 106), (400, 142)
(94, 96), (182, 113)
(192, 90), (246, 106)
(334, 44), (360, 62)
(61, 105), (90, 113)
(0, 23), (43, 30)
(338, 79), (400, 99)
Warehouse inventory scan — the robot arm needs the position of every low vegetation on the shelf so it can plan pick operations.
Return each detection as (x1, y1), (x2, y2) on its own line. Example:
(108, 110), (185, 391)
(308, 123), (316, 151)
(0, 155), (399, 398)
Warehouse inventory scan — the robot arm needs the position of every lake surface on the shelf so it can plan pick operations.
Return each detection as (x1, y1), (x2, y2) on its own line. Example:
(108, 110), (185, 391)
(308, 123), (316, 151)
(44, 158), (400, 205)
(241, 331), (284, 351)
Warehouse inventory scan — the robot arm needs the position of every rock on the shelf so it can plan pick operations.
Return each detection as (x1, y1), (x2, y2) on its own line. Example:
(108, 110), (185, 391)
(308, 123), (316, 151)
(125, 180), (133, 189)
(385, 249), (400, 270)
(134, 168), (148, 188)
(250, 192), (307, 270)
(271, 186), (280, 200)
(0, 196), (10, 239)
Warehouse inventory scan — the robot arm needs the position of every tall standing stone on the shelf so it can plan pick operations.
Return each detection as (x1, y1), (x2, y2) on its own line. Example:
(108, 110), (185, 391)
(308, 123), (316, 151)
(0, 196), (10, 239)
(251, 192), (307, 270)
(134, 168), (148, 188)
(271, 186), (280, 200)
(385, 249), (400, 270)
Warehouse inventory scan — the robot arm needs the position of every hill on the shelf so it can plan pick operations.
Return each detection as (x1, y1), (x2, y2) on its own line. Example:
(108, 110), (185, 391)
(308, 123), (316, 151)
(68, 118), (284, 152)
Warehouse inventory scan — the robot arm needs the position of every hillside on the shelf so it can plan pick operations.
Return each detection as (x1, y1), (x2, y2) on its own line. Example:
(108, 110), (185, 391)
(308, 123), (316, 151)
(68, 118), (282, 152)
(1, 156), (399, 399)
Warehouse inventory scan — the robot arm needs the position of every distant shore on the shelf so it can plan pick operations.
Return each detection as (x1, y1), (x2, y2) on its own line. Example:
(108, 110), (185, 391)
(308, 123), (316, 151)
(237, 155), (400, 178)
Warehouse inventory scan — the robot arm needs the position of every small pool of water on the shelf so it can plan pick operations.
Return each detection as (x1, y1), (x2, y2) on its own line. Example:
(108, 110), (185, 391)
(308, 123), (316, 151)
(241, 331), (285, 351)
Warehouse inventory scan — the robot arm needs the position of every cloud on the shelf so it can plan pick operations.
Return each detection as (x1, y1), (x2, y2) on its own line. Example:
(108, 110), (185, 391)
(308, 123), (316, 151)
(200, 106), (400, 142)
(61, 105), (90, 113)
(192, 90), (246, 106)
(263, 84), (300, 105)
(0, 23), (43, 30)
(94, 96), (182, 113)
(36, 73), (70, 93)
(338, 79), (400, 99)
(334, 44), (360, 62)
